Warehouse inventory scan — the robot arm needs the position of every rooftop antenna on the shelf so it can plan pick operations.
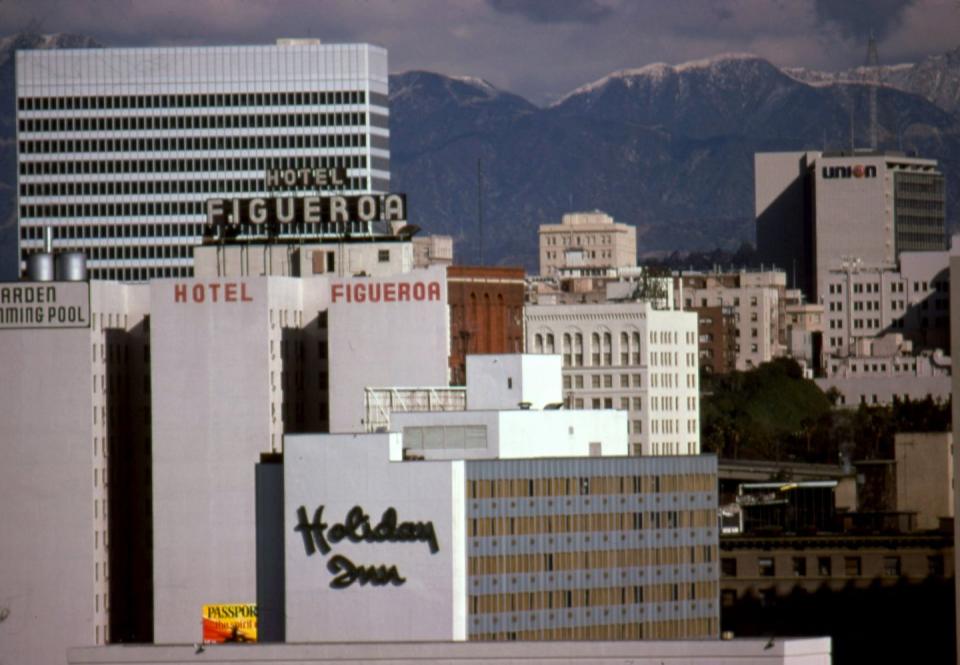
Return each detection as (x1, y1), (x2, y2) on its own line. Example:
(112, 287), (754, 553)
(864, 31), (881, 150)
(849, 104), (855, 152)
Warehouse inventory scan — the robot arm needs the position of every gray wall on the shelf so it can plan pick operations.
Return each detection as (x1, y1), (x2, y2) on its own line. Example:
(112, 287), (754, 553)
(67, 638), (833, 664)
(0, 327), (95, 665)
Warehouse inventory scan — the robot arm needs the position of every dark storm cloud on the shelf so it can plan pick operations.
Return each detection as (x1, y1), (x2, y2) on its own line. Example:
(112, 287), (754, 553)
(486, 0), (613, 24)
(813, 0), (915, 40)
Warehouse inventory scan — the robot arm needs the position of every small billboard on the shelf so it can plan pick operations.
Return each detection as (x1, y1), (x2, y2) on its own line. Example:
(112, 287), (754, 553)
(202, 604), (257, 643)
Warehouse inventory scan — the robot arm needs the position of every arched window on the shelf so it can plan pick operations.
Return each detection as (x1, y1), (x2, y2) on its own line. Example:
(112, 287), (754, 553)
(534, 334), (544, 354)
(562, 333), (572, 366)
(545, 333), (555, 354)
(591, 332), (601, 366)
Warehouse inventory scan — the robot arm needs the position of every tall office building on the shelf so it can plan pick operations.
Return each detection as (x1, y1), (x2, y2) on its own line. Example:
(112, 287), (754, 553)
(755, 151), (945, 301)
(15, 41), (390, 281)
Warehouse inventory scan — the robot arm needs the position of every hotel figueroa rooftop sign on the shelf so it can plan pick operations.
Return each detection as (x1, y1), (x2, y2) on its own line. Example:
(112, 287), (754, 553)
(205, 167), (406, 234)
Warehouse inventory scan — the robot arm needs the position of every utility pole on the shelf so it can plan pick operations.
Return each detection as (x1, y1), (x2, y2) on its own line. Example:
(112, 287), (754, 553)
(477, 158), (484, 265)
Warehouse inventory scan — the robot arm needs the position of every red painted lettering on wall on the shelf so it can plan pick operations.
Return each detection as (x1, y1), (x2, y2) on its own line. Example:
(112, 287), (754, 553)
(173, 283), (254, 303)
(331, 281), (441, 304)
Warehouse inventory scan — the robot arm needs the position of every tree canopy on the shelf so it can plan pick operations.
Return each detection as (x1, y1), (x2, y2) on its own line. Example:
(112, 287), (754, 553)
(700, 358), (950, 463)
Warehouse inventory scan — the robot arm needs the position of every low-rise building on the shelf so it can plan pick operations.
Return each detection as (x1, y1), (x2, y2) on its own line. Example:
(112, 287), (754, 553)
(413, 235), (454, 268)
(538, 211), (636, 278)
(448, 267), (525, 385)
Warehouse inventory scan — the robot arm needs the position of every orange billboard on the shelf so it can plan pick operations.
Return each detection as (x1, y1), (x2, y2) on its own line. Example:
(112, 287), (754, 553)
(202, 604), (257, 643)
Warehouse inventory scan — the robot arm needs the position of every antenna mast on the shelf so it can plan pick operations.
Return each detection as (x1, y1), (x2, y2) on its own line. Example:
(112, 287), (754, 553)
(864, 32), (881, 150)
(477, 158), (484, 265)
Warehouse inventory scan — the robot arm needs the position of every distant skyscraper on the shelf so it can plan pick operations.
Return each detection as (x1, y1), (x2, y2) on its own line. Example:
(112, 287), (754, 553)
(15, 41), (390, 281)
(755, 150), (945, 301)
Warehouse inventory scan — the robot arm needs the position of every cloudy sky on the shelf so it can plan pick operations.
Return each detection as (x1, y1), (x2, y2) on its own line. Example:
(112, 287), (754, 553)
(1, 0), (958, 104)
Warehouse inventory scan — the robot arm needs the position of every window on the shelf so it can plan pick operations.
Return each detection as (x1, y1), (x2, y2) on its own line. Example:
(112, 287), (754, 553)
(721, 589), (737, 608)
(817, 557), (832, 576)
(721, 558), (737, 578)
(928, 555), (944, 577)
(883, 556), (901, 577)
(758, 557), (774, 577)
(844, 556), (862, 576)
(792, 557), (807, 577)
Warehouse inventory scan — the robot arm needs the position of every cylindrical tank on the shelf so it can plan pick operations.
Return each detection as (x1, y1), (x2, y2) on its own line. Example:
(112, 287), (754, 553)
(26, 252), (55, 281)
(43, 227), (54, 253)
(55, 252), (88, 282)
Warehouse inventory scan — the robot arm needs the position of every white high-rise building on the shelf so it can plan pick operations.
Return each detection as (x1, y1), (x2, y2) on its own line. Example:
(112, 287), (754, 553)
(15, 42), (390, 281)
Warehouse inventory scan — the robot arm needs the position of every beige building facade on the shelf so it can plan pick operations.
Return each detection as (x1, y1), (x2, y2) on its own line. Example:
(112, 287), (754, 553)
(895, 432), (954, 530)
(539, 211), (636, 277)
(756, 150), (945, 301)
(675, 271), (786, 371)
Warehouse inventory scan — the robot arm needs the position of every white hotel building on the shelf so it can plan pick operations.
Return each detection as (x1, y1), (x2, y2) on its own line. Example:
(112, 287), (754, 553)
(15, 41), (390, 281)
(525, 303), (700, 457)
(1, 265), (723, 663)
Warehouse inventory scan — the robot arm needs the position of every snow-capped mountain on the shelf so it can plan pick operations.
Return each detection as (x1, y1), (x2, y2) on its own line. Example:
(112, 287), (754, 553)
(391, 50), (960, 268)
(785, 45), (960, 115)
(1, 34), (959, 275)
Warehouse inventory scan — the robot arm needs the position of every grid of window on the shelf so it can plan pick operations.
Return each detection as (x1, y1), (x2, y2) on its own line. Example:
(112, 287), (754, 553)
(18, 89), (380, 112)
(17, 54), (389, 282)
(894, 171), (946, 254)
(466, 459), (717, 641)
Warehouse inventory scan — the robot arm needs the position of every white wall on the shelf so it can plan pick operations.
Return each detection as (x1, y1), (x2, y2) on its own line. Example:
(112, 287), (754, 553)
(391, 409), (628, 459)
(284, 433), (465, 641)
(326, 266), (450, 433)
(0, 327), (95, 665)
(498, 410), (627, 458)
(466, 354), (563, 410)
(151, 277), (292, 643)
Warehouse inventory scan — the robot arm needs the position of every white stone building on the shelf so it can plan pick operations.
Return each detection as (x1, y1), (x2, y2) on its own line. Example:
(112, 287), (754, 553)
(524, 303), (700, 456)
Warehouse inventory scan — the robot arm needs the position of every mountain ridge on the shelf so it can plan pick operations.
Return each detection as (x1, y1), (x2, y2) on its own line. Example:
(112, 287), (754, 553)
(0, 34), (959, 275)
